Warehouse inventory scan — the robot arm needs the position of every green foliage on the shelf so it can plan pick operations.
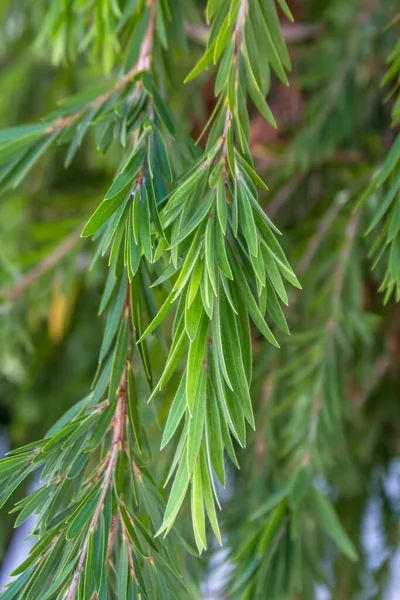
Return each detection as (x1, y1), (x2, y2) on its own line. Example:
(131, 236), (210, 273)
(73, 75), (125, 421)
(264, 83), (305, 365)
(0, 1), (399, 599)
(358, 33), (400, 301)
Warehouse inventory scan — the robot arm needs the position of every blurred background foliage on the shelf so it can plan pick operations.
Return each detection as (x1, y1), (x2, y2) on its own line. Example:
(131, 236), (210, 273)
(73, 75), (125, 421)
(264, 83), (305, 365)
(0, 0), (399, 598)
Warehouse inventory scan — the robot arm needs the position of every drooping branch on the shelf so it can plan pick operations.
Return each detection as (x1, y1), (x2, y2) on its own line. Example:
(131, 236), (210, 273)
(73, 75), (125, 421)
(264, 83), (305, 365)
(66, 363), (128, 600)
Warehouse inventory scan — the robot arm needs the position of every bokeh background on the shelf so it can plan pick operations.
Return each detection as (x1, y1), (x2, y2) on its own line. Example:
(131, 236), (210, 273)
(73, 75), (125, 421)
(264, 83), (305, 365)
(0, 1), (400, 598)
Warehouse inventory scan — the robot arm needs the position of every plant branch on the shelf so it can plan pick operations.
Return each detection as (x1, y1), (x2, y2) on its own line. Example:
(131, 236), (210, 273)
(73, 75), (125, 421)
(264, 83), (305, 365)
(63, 6), (159, 588)
(221, 0), (249, 161)
(66, 364), (128, 600)
(46, 0), (157, 135)
(0, 226), (82, 301)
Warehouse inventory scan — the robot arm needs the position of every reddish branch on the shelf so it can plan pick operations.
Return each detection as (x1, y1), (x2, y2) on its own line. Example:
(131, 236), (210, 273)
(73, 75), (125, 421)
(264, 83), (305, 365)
(66, 366), (128, 600)
(65, 3), (158, 595)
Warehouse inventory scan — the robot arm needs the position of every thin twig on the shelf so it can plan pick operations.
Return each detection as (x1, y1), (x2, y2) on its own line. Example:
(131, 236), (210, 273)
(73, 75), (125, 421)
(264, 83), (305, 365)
(0, 227), (82, 301)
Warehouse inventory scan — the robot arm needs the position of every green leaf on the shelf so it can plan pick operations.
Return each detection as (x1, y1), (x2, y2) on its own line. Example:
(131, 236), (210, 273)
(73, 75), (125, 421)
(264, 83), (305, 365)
(64, 106), (99, 167)
(154, 128), (172, 181)
(84, 531), (96, 600)
(206, 380), (225, 486)
(160, 457), (191, 535)
(186, 312), (209, 415)
(169, 194), (213, 249)
(136, 288), (175, 342)
(200, 448), (222, 546)
(191, 460), (207, 553)
(13, 484), (55, 528)
(205, 216), (217, 295)
(185, 288), (203, 341)
(0, 455), (30, 481)
(128, 366), (142, 453)
(366, 172), (400, 233)
(153, 86), (176, 136)
(153, 326), (187, 393)
(265, 279), (289, 334)
(185, 40), (217, 83)
(188, 258), (204, 307)
(259, 0), (291, 69)
(220, 297), (255, 428)
(215, 217), (233, 279)
(9, 132), (59, 189)
(163, 167), (204, 216)
(276, 0), (294, 21)
(66, 485), (101, 540)
(109, 312), (129, 400)
(0, 123), (48, 145)
(215, 40), (235, 95)
(376, 136), (400, 186)
(309, 487), (359, 561)
(245, 8), (288, 85)
(137, 184), (152, 261)
(161, 376), (187, 449)
(243, 45), (277, 128)
(99, 275), (127, 360)
(216, 178), (228, 232)
(264, 248), (288, 305)
(81, 188), (130, 238)
(230, 250), (279, 347)
(105, 147), (146, 200)
(187, 368), (207, 474)
(120, 505), (147, 557)
(212, 297), (233, 390)
(238, 183), (258, 257)
(117, 542), (129, 598)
